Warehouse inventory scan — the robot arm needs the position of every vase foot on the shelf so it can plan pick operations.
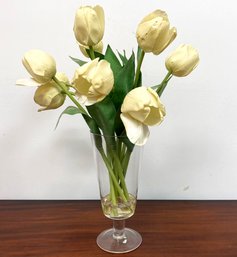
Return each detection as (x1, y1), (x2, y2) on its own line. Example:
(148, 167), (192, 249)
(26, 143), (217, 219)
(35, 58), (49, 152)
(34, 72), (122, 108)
(96, 228), (142, 253)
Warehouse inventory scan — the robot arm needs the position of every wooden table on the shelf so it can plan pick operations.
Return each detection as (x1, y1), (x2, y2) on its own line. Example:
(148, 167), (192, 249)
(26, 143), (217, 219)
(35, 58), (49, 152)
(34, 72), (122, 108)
(0, 200), (236, 257)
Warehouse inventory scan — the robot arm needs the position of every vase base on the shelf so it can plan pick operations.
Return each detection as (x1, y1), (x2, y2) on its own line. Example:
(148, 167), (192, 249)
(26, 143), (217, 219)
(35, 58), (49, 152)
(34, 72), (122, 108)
(96, 228), (142, 253)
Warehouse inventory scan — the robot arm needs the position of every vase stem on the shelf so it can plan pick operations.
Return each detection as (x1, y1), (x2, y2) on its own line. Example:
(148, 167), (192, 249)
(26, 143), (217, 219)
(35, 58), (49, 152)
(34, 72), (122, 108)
(113, 219), (126, 240)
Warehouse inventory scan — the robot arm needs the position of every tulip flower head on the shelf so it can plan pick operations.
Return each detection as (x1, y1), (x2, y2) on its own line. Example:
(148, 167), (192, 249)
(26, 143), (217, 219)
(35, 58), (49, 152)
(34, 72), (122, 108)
(121, 87), (166, 145)
(72, 58), (114, 105)
(33, 72), (68, 111)
(136, 10), (177, 55)
(22, 49), (57, 83)
(165, 44), (199, 77)
(73, 5), (105, 47)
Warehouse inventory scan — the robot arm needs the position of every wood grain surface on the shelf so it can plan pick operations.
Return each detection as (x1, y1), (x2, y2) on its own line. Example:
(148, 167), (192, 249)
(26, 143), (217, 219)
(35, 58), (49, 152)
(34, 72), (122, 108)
(0, 200), (236, 257)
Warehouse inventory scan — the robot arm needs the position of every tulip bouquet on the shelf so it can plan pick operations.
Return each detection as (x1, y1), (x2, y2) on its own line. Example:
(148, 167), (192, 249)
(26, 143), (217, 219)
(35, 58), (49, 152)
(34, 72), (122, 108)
(17, 6), (199, 214)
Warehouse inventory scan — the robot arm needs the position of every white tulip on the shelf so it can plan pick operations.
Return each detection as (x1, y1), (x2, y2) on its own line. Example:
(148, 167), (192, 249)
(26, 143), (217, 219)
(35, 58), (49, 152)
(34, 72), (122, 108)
(22, 49), (56, 83)
(72, 58), (114, 105)
(136, 10), (177, 55)
(33, 72), (68, 111)
(121, 87), (166, 145)
(165, 44), (199, 77)
(73, 5), (105, 47)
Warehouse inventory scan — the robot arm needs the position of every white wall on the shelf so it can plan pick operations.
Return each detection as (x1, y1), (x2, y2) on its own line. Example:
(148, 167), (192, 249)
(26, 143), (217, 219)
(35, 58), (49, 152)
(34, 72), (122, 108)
(1, 0), (237, 199)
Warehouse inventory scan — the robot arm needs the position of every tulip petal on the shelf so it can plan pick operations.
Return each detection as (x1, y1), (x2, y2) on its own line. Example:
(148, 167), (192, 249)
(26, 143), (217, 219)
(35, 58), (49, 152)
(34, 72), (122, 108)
(92, 60), (114, 94)
(73, 6), (104, 46)
(77, 58), (99, 77)
(22, 49), (56, 83)
(165, 44), (199, 77)
(144, 106), (165, 126)
(73, 58), (113, 106)
(93, 5), (105, 36)
(153, 26), (177, 55)
(129, 108), (150, 123)
(16, 78), (41, 87)
(136, 9), (176, 55)
(136, 19), (163, 53)
(34, 84), (60, 106)
(40, 93), (65, 112)
(121, 87), (150, 112)
(72, 58), (99, 95)
(120, 113), (149, 146)
(140, 9), (168, 24)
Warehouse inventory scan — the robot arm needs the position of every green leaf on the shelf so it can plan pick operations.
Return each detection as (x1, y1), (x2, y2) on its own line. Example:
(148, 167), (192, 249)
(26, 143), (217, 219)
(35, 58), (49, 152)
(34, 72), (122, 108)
(121, 136), (134, 153)
(85, 49), (104, 60)
(109, 52), (135, 145)
(87, 97), (116, 136)
(54, 106), (98, 133)
(114, 116), (134, 152)
(111, 51), (135, 110)
(117, 50), (128, 66)
(55, 106), (102, 148)
(104, 45), (122, 79)
(137, 71), (142, 87)
(136, 46), (143, 87)
(137, 46), (142, 63)
(114, 111), (134, 152)
(157, 81), (169, 97)
(87, 97), (117, 148)
(94, 51), (104, 59)
(54, 106), (83, 130)
(114, 111), (124, 135)
(69, 56), (87, 66)
(82, 114), (101, 135)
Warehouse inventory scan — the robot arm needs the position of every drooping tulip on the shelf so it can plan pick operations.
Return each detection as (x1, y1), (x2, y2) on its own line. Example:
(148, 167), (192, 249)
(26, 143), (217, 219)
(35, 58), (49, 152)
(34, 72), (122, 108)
(22, 49), (56, 83)
(34, 72), (68, 111)
(121, 87), (166, 145)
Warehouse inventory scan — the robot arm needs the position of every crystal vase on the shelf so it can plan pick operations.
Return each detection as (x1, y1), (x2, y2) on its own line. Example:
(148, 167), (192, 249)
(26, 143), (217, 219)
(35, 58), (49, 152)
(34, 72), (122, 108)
(91, 133), (143, 253)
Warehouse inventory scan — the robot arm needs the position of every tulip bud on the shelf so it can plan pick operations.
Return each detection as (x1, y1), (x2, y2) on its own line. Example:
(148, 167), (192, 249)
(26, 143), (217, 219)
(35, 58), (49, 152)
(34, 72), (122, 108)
(73, 5), (105, 47)
(72, 58), (114, 106)
(79, 41), (103, 58)
(136, 10), (177, 55)
(165, 44), (199, 77)
(22, 49), (56, 83)
(121, 87), (166, 145)
(33, 72), (68, 111)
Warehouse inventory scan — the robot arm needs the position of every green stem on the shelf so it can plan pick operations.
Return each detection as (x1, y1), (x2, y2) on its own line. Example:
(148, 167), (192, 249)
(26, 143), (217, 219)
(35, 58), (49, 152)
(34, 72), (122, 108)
(112, 150), (130, 200)
(122, 150), (131, 176)
(133, 49), (145, 88)
(89, 46), (95, 60)
(156, 71), (172, 97)
(99, 149), (127, 203)
(161, 71), (172, 86)
(53, 77), (89, 116)
(117, 140), (122, 159)
(121, 142), (127, 161)
(109, 175), (117, 206)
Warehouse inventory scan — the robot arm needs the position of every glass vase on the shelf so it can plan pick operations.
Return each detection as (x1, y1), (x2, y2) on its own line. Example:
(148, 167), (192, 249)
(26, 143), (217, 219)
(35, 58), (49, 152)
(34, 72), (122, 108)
(91, 133), (143, 253)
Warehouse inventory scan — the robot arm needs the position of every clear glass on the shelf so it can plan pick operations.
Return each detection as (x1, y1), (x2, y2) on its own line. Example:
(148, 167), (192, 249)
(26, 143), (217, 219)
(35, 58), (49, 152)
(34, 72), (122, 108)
(91, 133), (143, 253)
